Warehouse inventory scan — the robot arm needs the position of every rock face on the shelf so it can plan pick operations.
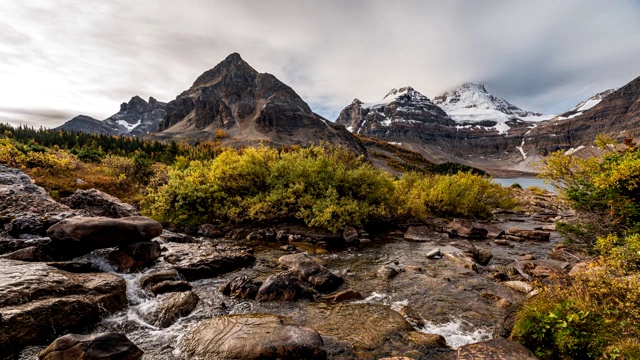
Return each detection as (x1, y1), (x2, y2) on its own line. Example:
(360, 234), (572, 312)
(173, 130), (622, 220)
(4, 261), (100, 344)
(61, 188), (140, 218)
(0, 260), (127, 357)
(38, 333), (143, 360)
(46, 216), (162, 259)
(156, 53), (364, 153)
(181, 314), (327, 360)
(55, 96), (166, 136)
(278, 253), (344, 293)
(457, 338), (537, 360)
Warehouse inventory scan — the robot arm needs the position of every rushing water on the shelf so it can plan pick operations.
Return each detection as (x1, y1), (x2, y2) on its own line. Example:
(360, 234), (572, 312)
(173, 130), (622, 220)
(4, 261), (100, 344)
(492, 177), (555, 192)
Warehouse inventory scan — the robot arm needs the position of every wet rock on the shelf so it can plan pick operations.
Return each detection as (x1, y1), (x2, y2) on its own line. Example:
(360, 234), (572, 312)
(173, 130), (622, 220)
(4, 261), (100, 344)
(279, 253), (344, 293)
(0, 259), (127, 357)
(446, 219), (488, 239)
(47, 260), (101, 273)
(155, 230), (198, 244)
(60, 188), (140, 218)
(457, 338), (537, 359)
(377, 265), (400, 280)
(164, 243), (255, 281)
(476, 223), (505, 239)
(246, 231), (265, 241)
(46, 216), (163, 259)
(502, 281), (534, 294)
(38, 332), (143, 360)
(476, 248), (493, 266)
(0, 237), (51, 256)
(323, 289), (363, 302)
(147, 291), (199, 328)
(404, 226), (448, 242)
(403, 331), (447, 349)
(280, 245), (296, 251)
(256, 271), (318, 302)
(182, 314), (326, 360)
(108, 241), (161, 272)
(220, 276), (261, 299)
(395, 303), (425, 327)
(542, 224), (556, 231)
(0, 246), (51, 262)
(198, 223), (222, 238)
(343, 227), (359, 243)
(278, 225), (343, 246)
(506, 228), (550, 241)
(494, 239), (510, 246)
(139, 269), (192, 294)
(426, 248), (442, 259)
(304, 303), (413, 356)
(444, 253), (478, 272)
(449, 240), (491, 265)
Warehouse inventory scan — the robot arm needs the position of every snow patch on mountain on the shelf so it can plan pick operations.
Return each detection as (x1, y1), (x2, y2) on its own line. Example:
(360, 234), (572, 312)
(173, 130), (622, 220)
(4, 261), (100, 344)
(433, 82), (552, 134)
(554, 89), (616, 121)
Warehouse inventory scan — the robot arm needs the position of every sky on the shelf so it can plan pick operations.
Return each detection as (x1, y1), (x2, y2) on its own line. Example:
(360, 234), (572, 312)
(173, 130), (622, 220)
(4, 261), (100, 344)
(1, 0), (640, 128)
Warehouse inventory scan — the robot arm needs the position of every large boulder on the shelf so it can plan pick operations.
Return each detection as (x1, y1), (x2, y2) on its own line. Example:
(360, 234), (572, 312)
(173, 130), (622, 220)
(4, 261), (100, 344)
(61, 188), (140, 218)
(0, 165), (70, 217)
(163, 243), (255, 281)
(38, 333), (143, 360)
(0, 259), (127, 358)
(256, 271), (318, 302)
(46, 216), (162, 259)
(144, 291), (199, 328)
(278, 253), (344, 293)
(181, 314), (326, 360)
(457, 338), (537, 359)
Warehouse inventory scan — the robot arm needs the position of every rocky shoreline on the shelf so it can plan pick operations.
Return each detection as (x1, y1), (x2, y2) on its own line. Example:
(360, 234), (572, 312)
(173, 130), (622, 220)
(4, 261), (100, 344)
(0, 164), (577, 359)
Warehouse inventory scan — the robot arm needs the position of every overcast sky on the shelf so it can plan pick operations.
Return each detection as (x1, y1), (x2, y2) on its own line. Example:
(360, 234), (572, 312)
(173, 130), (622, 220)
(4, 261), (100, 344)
(2, 0), (640, 128)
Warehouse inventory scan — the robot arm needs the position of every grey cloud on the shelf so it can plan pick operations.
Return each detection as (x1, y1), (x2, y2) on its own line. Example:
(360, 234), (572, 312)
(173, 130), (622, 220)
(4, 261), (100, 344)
(1, 0), (639, 128)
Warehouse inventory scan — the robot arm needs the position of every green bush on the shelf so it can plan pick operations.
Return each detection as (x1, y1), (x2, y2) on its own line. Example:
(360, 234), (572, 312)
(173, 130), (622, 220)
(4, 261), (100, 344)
(395, 171), (516, 220)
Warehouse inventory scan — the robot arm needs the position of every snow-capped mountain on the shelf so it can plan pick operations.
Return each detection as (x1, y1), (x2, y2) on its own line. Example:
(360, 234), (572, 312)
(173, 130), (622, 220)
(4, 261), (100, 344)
(552, 89), (616, 120)
(432, 82), (553, 134)
(56, 96), (166, 136)
(335, 86), (454, 135)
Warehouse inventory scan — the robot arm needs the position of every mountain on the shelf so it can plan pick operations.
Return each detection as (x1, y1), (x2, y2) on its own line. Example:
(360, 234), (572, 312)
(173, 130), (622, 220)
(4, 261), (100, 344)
(432, 82), (553, 134)
(552, 89), (616, 121)
(335, 86), (455, 135)
(523, 76), (640, 157)
(56, 96), (165, 136)
(155, 53), (363, 152)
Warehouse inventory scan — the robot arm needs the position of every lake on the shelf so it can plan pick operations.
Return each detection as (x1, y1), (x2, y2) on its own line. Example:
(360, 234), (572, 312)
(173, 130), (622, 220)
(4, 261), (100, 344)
(492, 177), (556, 193)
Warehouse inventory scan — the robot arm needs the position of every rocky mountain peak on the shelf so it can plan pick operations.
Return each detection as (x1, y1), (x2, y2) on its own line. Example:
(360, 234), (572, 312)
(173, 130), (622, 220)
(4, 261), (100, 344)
(191, 52), (258, 89)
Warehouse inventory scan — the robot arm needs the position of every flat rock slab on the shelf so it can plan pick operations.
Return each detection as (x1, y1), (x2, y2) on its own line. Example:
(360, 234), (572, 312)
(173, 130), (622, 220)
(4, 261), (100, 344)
(182, 314), (326, 360)
(46, 216), (162, 258)
(0, 259), (127, 357)
(39, 333), (143, 360)
(457, 338), (537, 359)
(404, 226), (448, 242)
(163, 243), (255, 281)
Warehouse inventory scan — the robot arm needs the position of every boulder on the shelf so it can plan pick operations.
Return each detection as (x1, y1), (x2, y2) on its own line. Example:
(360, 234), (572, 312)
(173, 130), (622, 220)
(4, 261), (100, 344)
(506, 228), (550, 241)
(446, 219), (488, 239)
(155, 230), (198, 244)
(256, 271), (318, 302)
(0, 165), (70, 216)
(475, 223), (505, 239)
(0, 260), (127, 357)
(182, 314), (326, 360)
(7, 214), (48, 238)
(163, 243), (255, 281)
(107, 241), (161, 272)
(46, 216), (162, 259)
(377, 265), (400, 280)
(0, 237), (51, 256)
(148, 280), (192, 295)
(343, 227), (359, 243)
(138, 269), (192, 294)
(145, 291), (199, 328)
(444, 253), (478, 272)
(502, 281), (534, 294)
(323, 289), (363, 303)
(0, 246), (51, 262)
(220, 276), (262, 300)
(60, 188), (140, 218)
(476, 248), (493, 266)
(403, 331), (448, 349)
(426, 248), (442, 259)
(38, 333), (143, 360)
(404, 226), (448, 242)
(278, 253), (344, 293)
(47, 260), (101, 273)
(457, 338), (537, 360)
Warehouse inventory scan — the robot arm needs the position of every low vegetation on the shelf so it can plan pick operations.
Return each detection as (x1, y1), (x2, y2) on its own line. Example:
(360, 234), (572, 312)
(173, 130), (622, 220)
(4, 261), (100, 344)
(511, 135), (640, 359)
(1, 125), (515, 233)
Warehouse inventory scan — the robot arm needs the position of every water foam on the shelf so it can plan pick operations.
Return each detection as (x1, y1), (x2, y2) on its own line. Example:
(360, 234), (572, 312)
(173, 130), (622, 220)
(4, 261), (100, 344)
(419, 319), (493, 349)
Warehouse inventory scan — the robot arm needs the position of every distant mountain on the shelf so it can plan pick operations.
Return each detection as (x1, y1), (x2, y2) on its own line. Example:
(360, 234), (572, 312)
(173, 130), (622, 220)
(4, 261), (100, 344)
(552, 89), (616, 121)
(432, 82), (553, 134)
(155, 53), (364, 153)
(335, 86), (454, 136)
(56, 96), (165, 136)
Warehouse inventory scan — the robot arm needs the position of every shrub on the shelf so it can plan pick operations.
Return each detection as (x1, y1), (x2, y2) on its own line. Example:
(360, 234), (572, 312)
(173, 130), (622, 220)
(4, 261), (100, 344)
(511, 182), (523, 189)
(395, 171), (516, 220)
